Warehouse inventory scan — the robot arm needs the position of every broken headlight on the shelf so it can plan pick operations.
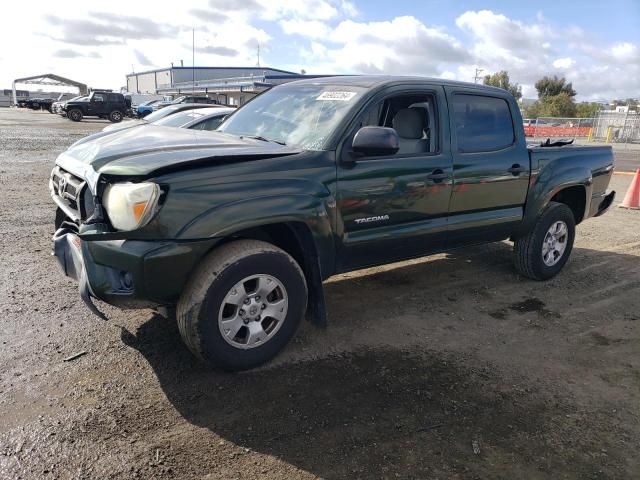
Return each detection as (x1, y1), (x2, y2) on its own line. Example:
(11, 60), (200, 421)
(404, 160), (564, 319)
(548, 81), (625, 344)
(102, 182), (161, 231)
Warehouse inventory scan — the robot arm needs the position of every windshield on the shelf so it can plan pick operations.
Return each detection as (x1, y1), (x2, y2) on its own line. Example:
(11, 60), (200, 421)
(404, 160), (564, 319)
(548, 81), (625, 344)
(218, 84), (364, 150)
(143, 105), (183, 122)
(152, 109), (207, 127)
(171, 96), (187, 104)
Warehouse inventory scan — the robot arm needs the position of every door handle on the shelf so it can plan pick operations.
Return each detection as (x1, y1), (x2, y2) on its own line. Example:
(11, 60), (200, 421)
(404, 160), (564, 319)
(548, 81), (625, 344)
(508, 164), (525, 175)
(427, 169), (448, 182)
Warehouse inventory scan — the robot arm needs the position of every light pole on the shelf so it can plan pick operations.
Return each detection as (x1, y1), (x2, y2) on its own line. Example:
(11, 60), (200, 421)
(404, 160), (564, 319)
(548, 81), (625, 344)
(473, 68), (484, 84)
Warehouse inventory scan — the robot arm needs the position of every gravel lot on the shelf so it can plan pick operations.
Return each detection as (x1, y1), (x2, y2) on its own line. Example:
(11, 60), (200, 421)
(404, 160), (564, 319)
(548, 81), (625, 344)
(1, 108), (639, 479)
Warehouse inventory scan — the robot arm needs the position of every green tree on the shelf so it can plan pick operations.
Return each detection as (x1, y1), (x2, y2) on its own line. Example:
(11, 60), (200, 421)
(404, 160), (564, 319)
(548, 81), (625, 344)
(523, 102), (541, 119)
(537, 92), (577, 117)
(575, 102), (601, 118)
(483, 70), (522, 100)
(534, 75), (576, 98)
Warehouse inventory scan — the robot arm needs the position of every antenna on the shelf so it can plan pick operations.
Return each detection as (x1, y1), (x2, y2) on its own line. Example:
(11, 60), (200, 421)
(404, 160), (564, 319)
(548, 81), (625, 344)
(192, 28), (195, 95)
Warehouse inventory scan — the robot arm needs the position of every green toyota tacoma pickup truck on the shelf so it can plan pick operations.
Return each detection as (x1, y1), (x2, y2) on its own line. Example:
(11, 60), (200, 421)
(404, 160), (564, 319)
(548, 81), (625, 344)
(51, 76), (615, 370)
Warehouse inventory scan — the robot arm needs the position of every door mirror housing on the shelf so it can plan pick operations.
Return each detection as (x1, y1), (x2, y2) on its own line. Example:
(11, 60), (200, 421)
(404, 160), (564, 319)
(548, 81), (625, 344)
(352, 126), (399, 156)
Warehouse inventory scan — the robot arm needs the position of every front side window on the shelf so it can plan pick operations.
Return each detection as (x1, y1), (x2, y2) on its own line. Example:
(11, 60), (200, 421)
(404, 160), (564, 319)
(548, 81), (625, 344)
(93, 94), (104, 102)
(218, 84), (365, 150)
(452, 94), (514, 152)
(351, 93), (438, 155)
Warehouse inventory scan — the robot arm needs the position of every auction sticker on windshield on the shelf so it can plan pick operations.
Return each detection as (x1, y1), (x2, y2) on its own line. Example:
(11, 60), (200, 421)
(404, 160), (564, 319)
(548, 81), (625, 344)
(316, 91), (358, 101)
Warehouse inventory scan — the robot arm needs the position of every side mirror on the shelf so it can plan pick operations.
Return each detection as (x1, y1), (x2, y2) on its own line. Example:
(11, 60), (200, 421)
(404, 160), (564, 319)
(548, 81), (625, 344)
(352, 126), (399, 156)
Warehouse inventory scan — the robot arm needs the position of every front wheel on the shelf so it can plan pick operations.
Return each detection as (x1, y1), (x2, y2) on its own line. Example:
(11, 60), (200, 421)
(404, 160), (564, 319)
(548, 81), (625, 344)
(177, 240), (308, 371)
(514, 201), (575, 280)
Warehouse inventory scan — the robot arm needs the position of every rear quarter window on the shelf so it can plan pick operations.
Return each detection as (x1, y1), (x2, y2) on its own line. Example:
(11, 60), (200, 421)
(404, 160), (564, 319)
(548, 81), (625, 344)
(452, 94), (515, 153)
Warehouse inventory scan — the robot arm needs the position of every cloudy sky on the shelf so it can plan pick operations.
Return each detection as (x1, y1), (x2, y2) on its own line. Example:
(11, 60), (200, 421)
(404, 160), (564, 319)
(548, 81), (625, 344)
(2, 0), (638, 100)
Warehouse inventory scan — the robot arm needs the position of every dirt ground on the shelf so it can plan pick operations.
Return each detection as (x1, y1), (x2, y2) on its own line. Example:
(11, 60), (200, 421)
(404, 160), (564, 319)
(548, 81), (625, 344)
(1, 108), (639, 480)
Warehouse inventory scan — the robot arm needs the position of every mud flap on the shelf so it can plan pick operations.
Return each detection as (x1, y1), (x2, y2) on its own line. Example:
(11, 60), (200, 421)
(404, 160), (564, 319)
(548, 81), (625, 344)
(306, 256), (327, 328)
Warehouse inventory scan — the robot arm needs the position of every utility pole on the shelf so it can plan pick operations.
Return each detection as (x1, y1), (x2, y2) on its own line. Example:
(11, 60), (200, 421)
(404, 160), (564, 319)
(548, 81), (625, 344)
(256, 43), (261, 67)
(473, 67), (484, 84)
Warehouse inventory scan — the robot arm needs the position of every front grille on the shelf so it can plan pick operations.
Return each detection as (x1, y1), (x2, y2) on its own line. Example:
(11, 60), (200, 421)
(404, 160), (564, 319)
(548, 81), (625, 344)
(51, 167), (95, 222)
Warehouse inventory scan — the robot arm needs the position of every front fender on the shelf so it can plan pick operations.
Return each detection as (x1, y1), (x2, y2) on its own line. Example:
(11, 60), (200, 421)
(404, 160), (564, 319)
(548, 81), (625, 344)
(517, 163), (591, 236)
(176, 193), (337, 277)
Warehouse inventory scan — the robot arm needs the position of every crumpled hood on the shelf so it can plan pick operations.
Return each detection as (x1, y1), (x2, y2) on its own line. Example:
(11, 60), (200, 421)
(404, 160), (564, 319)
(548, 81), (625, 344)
(56, 125), (301, 179)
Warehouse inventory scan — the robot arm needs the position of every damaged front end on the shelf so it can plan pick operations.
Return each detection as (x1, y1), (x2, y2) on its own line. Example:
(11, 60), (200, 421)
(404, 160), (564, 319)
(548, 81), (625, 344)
(51, 163), (113, 319)
(51, 161), (219, 319)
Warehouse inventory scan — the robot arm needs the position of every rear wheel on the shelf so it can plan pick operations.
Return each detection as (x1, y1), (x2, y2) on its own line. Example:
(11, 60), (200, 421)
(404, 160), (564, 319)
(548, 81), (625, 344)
(108, 110), (123, 122)
(67, 109), (83, 122)
(177, 240), (307, 371)
(514, 201), (575, 280)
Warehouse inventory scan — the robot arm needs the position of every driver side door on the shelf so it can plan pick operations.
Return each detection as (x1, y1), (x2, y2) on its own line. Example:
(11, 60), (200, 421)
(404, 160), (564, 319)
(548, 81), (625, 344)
(86, 93), (105, 116)
(335, 86), (453, 271)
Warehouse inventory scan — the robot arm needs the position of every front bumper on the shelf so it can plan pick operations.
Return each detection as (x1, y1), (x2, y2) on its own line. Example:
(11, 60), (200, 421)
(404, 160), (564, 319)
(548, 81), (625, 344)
(52, 225), (218, 318)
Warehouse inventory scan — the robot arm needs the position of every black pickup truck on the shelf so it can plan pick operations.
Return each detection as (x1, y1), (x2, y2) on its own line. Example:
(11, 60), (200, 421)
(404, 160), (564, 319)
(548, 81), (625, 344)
(23, 98), (55, 111)
(64, 91), (130, 122)
(50, 76), (615, 370)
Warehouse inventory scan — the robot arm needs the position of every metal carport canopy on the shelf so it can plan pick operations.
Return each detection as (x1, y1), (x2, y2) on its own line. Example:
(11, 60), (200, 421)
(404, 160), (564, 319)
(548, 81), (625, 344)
(12, 74), (88, 105)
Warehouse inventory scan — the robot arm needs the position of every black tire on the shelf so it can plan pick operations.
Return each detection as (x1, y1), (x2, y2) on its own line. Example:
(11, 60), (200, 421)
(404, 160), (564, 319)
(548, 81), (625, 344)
(108, 110), (123, 123)
(514, 201), (575, 280)
(177, 240), (308, 371)
(67, 109), (83, 122)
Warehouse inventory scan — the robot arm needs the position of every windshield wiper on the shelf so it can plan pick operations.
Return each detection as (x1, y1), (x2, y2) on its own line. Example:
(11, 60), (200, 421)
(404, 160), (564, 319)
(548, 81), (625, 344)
(242, 135), (287, 146)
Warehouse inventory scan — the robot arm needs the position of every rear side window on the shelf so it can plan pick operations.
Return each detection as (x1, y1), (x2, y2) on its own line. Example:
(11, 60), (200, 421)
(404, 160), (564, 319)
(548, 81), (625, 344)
(452, 95), (514, 152)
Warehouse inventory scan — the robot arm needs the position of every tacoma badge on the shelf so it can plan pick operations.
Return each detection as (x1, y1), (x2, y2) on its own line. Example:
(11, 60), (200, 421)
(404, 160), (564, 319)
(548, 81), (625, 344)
(354, 215), (390, 224)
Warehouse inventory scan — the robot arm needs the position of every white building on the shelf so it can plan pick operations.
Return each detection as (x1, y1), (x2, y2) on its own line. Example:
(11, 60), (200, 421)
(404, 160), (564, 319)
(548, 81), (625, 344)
(126, 66), (329, 106)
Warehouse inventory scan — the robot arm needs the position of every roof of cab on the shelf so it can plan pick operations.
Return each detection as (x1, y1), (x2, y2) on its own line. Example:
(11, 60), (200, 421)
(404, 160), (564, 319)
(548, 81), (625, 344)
(284, 75), (508, 95)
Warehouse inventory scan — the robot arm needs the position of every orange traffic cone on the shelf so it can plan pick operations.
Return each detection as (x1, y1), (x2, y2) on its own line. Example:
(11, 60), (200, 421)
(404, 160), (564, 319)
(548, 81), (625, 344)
(619, 168), (640, 209)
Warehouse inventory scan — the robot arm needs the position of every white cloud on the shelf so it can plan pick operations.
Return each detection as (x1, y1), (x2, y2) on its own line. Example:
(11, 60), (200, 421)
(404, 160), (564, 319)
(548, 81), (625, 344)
(280, 19), (331, 39)
(299, 16), (470, 76)
(0, 2), (636, 101)
(455, 9), (553, 66)
(610, 42), (639, 63)
(553, 57), (575, 69)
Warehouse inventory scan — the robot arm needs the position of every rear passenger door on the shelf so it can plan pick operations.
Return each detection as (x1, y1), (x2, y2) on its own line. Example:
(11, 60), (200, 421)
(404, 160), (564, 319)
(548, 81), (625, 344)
(444, 88), (530, 247)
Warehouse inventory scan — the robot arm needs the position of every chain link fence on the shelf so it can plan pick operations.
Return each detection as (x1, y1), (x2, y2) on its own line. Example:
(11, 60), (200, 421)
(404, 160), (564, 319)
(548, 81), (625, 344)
(591, 111), (640, 144)
(524, 112), (640, 145)
(523, 117), (593, 142)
